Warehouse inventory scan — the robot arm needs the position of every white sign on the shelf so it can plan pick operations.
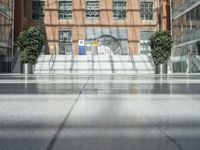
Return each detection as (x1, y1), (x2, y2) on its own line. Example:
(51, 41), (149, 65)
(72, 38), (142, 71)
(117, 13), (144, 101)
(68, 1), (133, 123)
(79, 40), (85, 46)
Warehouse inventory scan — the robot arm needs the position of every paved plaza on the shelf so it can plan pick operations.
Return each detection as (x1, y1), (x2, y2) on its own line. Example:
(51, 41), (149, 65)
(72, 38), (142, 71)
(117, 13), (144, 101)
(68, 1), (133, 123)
(0, 74), (200, 150)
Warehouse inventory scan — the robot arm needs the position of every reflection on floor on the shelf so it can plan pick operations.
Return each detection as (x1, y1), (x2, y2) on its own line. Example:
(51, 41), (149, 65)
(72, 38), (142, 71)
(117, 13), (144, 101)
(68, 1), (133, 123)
(0, 74), (200, 150)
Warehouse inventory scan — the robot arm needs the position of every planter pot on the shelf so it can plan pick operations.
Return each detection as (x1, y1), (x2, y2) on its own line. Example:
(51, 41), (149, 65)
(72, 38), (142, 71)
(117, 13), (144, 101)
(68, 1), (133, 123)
(0, 55), (4, 72)
(21, 63), (33, 74)
(155, 63), (168, 74)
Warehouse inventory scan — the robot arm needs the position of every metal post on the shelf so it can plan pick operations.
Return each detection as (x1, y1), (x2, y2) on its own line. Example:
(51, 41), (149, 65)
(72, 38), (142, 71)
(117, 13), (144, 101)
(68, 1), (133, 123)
(169, 0), (173, 73)
(169, 0), (173, 35)
(11, 0), (15, 71)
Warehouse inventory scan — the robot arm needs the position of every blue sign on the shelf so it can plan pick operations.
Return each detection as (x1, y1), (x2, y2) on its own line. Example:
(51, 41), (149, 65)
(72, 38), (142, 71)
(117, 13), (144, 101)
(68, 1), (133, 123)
(79, 46), (85, 55)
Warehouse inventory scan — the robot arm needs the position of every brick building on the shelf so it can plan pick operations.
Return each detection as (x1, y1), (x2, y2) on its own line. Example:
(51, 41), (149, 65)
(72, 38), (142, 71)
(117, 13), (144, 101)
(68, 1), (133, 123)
(15, 0), (170, 56)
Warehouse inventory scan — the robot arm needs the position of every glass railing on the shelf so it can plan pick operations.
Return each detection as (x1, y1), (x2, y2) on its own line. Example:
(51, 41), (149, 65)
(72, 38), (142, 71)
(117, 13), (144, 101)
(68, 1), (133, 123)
(174, 28), (200, 45)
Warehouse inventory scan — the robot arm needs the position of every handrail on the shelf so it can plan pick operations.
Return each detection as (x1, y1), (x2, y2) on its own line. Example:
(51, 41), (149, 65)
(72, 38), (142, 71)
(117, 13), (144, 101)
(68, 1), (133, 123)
(129, 54), (136, 69)
(49, 48), (56, 73)
(129, 51), (136, 69)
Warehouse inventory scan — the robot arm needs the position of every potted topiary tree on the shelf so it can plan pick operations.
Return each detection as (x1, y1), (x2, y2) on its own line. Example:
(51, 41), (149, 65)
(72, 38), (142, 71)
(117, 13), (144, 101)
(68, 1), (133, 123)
(149, 31), (173, 74)
(17, 27), (44, 74)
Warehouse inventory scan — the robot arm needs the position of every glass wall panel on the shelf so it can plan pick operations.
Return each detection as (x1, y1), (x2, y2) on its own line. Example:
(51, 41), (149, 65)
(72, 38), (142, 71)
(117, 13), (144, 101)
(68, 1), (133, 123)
(172, 1), (200, 73)
(173, 0), (199, 18)
(0, 0), (13, 72)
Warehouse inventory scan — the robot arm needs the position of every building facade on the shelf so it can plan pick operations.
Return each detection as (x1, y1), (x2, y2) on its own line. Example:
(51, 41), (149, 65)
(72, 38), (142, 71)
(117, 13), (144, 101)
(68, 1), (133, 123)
(0, 0), (14, 72)
(18, 0), (170, 56)
(172, 0), (200, 73)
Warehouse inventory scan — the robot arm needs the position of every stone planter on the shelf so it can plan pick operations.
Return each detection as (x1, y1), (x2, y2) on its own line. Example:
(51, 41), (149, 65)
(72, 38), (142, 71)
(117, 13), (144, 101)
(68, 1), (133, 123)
(155, 63), (168, 74)
(21, 63), (33, 74)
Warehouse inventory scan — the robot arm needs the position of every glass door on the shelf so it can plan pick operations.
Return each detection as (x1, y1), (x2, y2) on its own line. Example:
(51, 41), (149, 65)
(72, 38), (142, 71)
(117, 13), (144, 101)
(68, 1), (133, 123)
(59, 30), (72, 55)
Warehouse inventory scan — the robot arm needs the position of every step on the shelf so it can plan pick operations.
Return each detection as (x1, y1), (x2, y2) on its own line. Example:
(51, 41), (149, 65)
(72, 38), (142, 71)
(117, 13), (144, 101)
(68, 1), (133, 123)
(34, 55), (154, 74)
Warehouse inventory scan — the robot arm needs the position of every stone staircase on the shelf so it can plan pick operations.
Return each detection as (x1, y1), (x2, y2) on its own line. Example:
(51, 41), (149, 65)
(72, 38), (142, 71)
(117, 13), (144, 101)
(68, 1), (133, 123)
(34, 55), (154, 74)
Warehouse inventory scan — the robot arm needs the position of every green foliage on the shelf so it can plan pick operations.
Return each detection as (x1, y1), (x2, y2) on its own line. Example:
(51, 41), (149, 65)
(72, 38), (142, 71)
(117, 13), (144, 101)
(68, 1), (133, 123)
(149, 31), (173, 65)
(17, 27), (44, 64)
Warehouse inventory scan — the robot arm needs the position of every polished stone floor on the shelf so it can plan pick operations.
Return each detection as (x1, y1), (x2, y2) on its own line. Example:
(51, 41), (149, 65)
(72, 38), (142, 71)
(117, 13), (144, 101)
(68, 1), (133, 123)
(0, 74), (200, 150)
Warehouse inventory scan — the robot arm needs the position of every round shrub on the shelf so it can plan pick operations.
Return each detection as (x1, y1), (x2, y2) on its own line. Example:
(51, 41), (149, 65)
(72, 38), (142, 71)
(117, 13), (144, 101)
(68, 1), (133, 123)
(149, 31), (173, 65)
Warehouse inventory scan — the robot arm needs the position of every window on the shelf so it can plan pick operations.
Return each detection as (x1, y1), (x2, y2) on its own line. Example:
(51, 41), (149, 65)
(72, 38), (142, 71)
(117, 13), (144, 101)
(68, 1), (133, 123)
(86, 1), (100, 20)
(32, 1), (45, 20)
(24, 0), (27, 18)
(113, 0), (126, 20)
(59, 1), (72, 20)
(140, 2), (153, 20)
(140, 31), (153, 54)
(59, 30), (72, 55)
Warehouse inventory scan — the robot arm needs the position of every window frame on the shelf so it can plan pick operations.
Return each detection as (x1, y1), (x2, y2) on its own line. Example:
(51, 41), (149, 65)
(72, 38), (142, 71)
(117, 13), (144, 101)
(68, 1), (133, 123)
(140, 1), (153, 20)
(86, 0), (100, 20)
(113, 0), (127, 20)
(59, 0), (73, 20)
(59, 30), (73, 55)
(32, 0), (45, 20)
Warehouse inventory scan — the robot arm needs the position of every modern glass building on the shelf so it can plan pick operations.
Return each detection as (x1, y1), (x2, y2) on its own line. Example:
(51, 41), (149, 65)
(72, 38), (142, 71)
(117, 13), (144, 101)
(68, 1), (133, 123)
(0, 0), (14, 72)
(172, 0), (200, 73)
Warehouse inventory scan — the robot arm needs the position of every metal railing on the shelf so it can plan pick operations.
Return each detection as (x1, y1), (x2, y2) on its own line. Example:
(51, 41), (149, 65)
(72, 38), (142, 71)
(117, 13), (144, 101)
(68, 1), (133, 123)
(49, 49), (56, 73)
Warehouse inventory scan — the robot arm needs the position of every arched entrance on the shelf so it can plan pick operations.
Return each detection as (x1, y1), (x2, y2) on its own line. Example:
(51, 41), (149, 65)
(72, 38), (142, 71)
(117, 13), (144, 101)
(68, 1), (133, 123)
(85, 28), (129, 55)
(96, 35), (121, 55)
